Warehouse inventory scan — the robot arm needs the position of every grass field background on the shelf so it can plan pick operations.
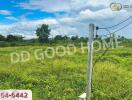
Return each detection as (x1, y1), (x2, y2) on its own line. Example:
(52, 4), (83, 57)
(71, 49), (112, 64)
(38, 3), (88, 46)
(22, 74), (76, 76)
(0, 44), (132, 100)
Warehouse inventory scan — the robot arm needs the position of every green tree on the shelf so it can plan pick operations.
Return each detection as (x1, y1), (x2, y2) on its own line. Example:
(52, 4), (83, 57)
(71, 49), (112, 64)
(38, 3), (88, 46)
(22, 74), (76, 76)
(79, 37), (88, 42)
(36, 24), (51, 43)
(6, 35), (24, 42)
(0, 34), (5, 41)
(54, 35), (63, 41)
(6, 35), (16, 42)
(71, 36), (79, 41)
(63, 35), (70, 41)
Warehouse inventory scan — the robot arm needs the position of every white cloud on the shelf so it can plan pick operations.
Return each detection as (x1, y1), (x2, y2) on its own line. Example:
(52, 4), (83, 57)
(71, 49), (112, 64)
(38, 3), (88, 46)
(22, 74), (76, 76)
(0, 10), (11, 15)
(5, 16), (18, 21)
(18, 0), (132, 13)
(19, 0), (71, 12)
(0, 18), (58, 39)
(79, 8), (130, 20)
(18, 0), (109, 12)
(30, 19), (58, 25)
(1, 0), (132, 39)
(1, 7), (132, 39)
(51, 26), (78, 37)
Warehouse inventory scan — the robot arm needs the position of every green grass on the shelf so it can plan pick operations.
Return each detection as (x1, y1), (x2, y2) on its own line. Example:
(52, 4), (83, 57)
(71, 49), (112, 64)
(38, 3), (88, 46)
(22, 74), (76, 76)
(0, 45), (132, 100)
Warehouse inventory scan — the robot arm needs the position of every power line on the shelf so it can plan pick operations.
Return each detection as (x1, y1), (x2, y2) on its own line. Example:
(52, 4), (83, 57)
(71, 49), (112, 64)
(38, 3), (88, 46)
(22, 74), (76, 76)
(93, 34), (113, 67)
(98, 21), (132, 37)
(96, 28), (113, 37)
(112, 21), (132, 33)
(93, 20), (132, 66)
(99, 16), (132, 29)
(92, 18), (132, 91)
(93, 46), (109, 68)
(95, 27), (111, 38)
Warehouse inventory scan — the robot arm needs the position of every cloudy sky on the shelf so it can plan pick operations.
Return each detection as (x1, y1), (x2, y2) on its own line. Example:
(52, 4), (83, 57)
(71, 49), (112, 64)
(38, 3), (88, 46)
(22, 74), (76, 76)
(0, 0), (132, 39)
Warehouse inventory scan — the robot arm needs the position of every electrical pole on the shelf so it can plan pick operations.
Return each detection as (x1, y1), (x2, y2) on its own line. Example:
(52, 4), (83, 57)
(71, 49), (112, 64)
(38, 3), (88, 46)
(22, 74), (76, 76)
(79, 24), (94, 100)
(86, 23), (94, 100)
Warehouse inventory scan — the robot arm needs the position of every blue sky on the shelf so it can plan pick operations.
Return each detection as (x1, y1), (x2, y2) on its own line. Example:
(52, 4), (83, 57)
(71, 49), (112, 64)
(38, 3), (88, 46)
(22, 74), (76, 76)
(0, 0), (132, 39)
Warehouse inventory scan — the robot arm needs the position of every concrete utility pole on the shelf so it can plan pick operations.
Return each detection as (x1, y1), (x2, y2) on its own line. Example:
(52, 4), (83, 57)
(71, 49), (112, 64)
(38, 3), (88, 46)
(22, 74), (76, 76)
(86, 24), (94, 100)
(79, 24), (94, 100)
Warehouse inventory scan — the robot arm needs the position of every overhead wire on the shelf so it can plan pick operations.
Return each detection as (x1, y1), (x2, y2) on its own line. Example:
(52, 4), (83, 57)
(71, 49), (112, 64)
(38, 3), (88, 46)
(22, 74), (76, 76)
(92, 16), (132, 97)
(93, 20), (132, 66)
(98, 21), (132, 37)
(92, 21), (132, 66)
(92, 16), (132, 96)
(93, 35), (111, 68)
(99, 16), (132, 29)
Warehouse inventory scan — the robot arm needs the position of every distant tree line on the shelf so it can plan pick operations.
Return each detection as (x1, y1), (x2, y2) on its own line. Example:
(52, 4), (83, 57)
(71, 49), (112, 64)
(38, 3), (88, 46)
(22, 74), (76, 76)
(0, 34), (88, 43)
(35, 24), (127, 43)
(0, 34), (24, 42)
(0, 24), (129, 47)
(0, 24), (88, 43)
(35, 24), (88, 43)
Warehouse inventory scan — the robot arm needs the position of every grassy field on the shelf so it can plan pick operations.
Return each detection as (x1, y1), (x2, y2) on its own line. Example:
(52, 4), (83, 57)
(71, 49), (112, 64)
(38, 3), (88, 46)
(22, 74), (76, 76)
(0, 44), (132, 100)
